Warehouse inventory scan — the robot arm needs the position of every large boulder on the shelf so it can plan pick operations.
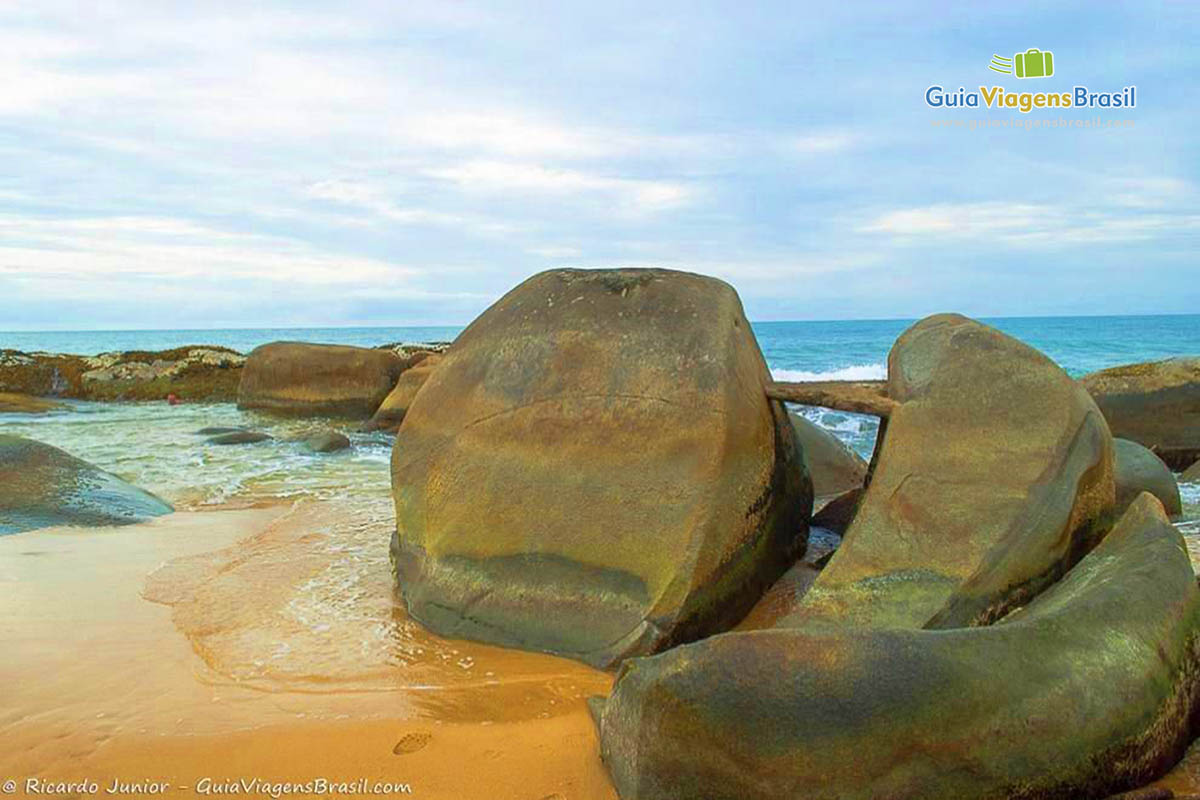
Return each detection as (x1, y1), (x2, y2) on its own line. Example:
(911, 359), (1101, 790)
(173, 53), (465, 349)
(363, 354), (443, 433)
(390, 268), (811, 668)
(597, 494), (1200, 800)
(1114, 438), (1182, 518)
(785, 314), (1115, 631)
(0, 435), (173, 534)
(1082, 357), (1200, 471)
(788, 412), (867, 501)
(237, 342), (407, 418)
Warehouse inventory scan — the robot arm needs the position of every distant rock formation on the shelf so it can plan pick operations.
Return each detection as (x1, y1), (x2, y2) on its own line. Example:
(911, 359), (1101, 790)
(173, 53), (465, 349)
(1082, 357), (1200, 471)
(237, 342), (409, 418)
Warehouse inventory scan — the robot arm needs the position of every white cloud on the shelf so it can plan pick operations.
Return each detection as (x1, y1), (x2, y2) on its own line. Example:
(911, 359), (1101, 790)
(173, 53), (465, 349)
(426, 161), (693, 211)
(859, 202), (1200, 247)
(0, 214), (416, 285)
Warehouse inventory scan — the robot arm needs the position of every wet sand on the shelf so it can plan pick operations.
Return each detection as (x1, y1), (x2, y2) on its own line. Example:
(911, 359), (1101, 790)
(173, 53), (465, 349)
(0, 506), (616, 799)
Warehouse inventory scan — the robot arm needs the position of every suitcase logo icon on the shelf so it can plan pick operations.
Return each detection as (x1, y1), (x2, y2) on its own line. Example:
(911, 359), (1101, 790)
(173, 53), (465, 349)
(989, 49), (1055, 79)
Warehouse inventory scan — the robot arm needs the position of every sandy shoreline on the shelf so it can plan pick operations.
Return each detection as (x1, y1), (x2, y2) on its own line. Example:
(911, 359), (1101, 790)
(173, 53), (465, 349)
(0, 506), (616, 799)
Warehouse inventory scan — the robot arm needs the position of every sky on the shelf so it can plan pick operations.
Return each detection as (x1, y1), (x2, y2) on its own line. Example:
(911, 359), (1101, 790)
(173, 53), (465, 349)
(0, 0), (1197, 330)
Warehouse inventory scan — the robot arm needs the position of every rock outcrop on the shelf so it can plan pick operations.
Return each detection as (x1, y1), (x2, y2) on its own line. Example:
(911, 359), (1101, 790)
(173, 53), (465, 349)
(237, 342), (407, 418)
(363, 354), (443, 433)
(597, 494), (1200, 800)
(0, 392), (65, 414)
(789, 412), (867, 500)
(0, 435), (173, 534)
(1082, 358), (1200, 471)
(390, 268), (811, 668)
(0, 347), (244, 402)
(1114, 438), (1182, 518)
(787, 314), (1114, 631)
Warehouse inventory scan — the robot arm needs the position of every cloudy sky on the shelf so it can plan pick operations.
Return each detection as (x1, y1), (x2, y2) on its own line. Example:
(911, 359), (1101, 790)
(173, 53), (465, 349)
(1, 1), (1196, 329)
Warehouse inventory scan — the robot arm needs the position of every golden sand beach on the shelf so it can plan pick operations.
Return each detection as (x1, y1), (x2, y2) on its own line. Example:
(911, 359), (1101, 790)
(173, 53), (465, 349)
(0, 505), (617, 800)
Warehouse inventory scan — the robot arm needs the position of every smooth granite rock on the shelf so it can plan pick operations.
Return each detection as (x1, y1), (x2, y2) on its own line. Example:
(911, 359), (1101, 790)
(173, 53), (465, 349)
(1082, 357), (1200, 471)
(598, 494), (1200, 800)
(390, 268), (811, 668)
(237, 342), (407, 418)
(1114, 438), (1182, 518)
(0, 435), (173, 534)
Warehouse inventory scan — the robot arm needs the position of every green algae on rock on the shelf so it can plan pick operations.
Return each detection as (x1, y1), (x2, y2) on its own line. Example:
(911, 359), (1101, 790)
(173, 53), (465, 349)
(1082, 357), (1200, 472)
(597, 493), (1200, 800)
(784, 314), (1115, 632)
(0, 434), (173, 534)
(1114, 438), (1182, 518)
(0, 347), (245, 402)
(0, 392), (66, 414)
(237, 342), (408, 419)
(390, 268), (811, 668)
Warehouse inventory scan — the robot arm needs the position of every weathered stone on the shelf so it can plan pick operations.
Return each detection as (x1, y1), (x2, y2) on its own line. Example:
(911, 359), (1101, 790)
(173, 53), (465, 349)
(0, 392), (65, 414)
(0, 435), (173, 534)
(810, 486), (863, 535)
(1183, 460), (1200, 483)
(303, 431), (351, 453)
(207, 431), (272, 445)
(238, 342), (406, 418)
(1115, 438), (1182, 518)
(363, 354), (443, 433)
(391, 268), (811, 668)
(784, 314), (1115, 631)
(789, 413), (867, 501)
(1082, 358), (1200, 471)
(598, 494), (1200, 800)
(0, 346), (244, 401)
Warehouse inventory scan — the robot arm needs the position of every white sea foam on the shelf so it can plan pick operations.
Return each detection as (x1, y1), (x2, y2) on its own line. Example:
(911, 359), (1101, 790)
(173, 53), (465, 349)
(771, 363), (887, 382)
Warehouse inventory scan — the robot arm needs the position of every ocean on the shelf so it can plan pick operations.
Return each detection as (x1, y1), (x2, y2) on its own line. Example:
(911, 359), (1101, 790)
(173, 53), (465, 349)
(1, 314), (1198, 527)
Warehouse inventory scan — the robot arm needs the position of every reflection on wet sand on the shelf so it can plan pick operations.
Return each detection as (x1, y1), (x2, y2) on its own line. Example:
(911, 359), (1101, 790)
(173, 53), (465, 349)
(0, 504), (615, 800)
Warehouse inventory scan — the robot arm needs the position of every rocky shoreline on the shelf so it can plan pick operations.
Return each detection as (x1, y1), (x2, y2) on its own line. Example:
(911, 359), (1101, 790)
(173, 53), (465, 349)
(3, 269), (1200, 799)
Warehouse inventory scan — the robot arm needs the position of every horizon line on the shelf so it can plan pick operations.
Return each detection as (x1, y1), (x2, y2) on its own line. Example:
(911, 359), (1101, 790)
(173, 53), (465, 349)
(2, 310), (1200, 336)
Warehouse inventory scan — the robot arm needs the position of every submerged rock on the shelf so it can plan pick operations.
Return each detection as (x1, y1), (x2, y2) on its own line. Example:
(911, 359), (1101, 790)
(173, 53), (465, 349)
(363, 354), (443, 433)
(0, 435), (173, 534)
(237, 342), (407, 418)
(303, 431), (351, 453)
(207, 431), (272, 445)
(1082, 357), (1200, 471)
(1114, 438), (1182, 518)
(0, 392), (65, 414)
(391, 268), (811, 668)
(789, 412), (867, 501)
(194, 426), (247, 435)
(787, 314), (1114, 631)
(597, 494), (1200, 800)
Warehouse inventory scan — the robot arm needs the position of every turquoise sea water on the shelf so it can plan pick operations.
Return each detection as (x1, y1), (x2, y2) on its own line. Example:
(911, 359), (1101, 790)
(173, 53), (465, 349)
(1, 314), (1197, 528)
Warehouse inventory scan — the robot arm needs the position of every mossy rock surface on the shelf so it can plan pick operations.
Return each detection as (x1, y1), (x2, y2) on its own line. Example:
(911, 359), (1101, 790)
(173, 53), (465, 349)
(390, 268), (812, 668)
(0, 392), (65, 414)
(0, 434), (173, 534)
(1082, 357), (1200, 471)
(598, 494), (1200, 800)
(782, 314), (1115, 631)
(237, 342), (406, 419)
(0, 347), (244, 402)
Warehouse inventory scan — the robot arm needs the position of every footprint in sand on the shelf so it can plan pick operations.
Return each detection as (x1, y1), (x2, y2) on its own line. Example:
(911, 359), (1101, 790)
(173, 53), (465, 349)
(392, 731), (432, 755)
